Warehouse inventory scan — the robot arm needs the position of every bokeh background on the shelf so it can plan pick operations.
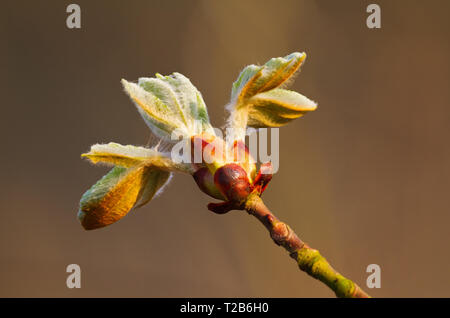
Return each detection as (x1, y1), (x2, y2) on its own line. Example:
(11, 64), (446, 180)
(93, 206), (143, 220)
(1, 0), (450, 297)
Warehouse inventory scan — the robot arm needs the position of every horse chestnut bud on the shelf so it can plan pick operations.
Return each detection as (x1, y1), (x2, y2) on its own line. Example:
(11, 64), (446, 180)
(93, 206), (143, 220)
(213, 163), (253, 204)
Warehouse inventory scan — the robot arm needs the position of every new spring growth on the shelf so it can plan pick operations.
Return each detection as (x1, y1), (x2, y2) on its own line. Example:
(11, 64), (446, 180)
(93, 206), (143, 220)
(78, 52), (317, 230)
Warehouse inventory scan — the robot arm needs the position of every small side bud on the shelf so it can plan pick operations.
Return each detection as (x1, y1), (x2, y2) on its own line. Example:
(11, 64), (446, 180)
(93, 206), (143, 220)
(253, 162), (273, 194)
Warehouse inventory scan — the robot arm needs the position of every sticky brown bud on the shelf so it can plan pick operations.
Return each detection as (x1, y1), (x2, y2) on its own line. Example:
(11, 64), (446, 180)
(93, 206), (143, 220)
(214, 163), (253, 204)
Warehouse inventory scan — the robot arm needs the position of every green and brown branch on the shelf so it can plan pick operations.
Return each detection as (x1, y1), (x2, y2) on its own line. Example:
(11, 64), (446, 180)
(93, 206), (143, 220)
(244, 193), (370, 298)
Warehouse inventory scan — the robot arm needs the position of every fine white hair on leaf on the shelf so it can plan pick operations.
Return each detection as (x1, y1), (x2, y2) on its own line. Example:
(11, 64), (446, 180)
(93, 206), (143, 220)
(226, 52), (316, 136)
(122, 72), (214, 141)
(82, 142), (194, 174)
(153, 172), (174, 199)
(89, 142), (161, 158)
(121, 79), (187, 140)
(133, 170), (173, 209)
(150, 137), (173, 154)
(225, 101), (249, 141)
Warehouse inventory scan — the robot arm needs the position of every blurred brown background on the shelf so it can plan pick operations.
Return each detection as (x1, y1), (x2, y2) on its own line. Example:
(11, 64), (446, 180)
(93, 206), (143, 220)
(1, 0), (449, 297)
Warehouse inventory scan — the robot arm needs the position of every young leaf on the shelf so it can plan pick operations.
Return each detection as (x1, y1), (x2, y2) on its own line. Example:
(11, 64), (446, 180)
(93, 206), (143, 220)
(82, 143), (162, 168)
(227, 52), (316, 136)
(78, 165), (171, 230)
(122, 79), (183, 139)
(231, 64), (262, 105)
(81, 142), (193, 174)
(122, 72), (214, 140)
(134, 170), (172, 208)
(231, 52), (306, 107)
(246, 89), (317, 127)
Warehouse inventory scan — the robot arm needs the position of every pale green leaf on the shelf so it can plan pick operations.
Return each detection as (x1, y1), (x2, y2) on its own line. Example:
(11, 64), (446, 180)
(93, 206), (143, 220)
(227, 52), (315, 135)
(246, 88), (317, 127)
(231, 64), (262, 104)
(122, 79), (182, 139)
(82, 142), (194, 174)
(122, 72), (213, 140)
(78, 165), (172, 230)
(230, 52), (306, 107)
(134, 169), (172, 208)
